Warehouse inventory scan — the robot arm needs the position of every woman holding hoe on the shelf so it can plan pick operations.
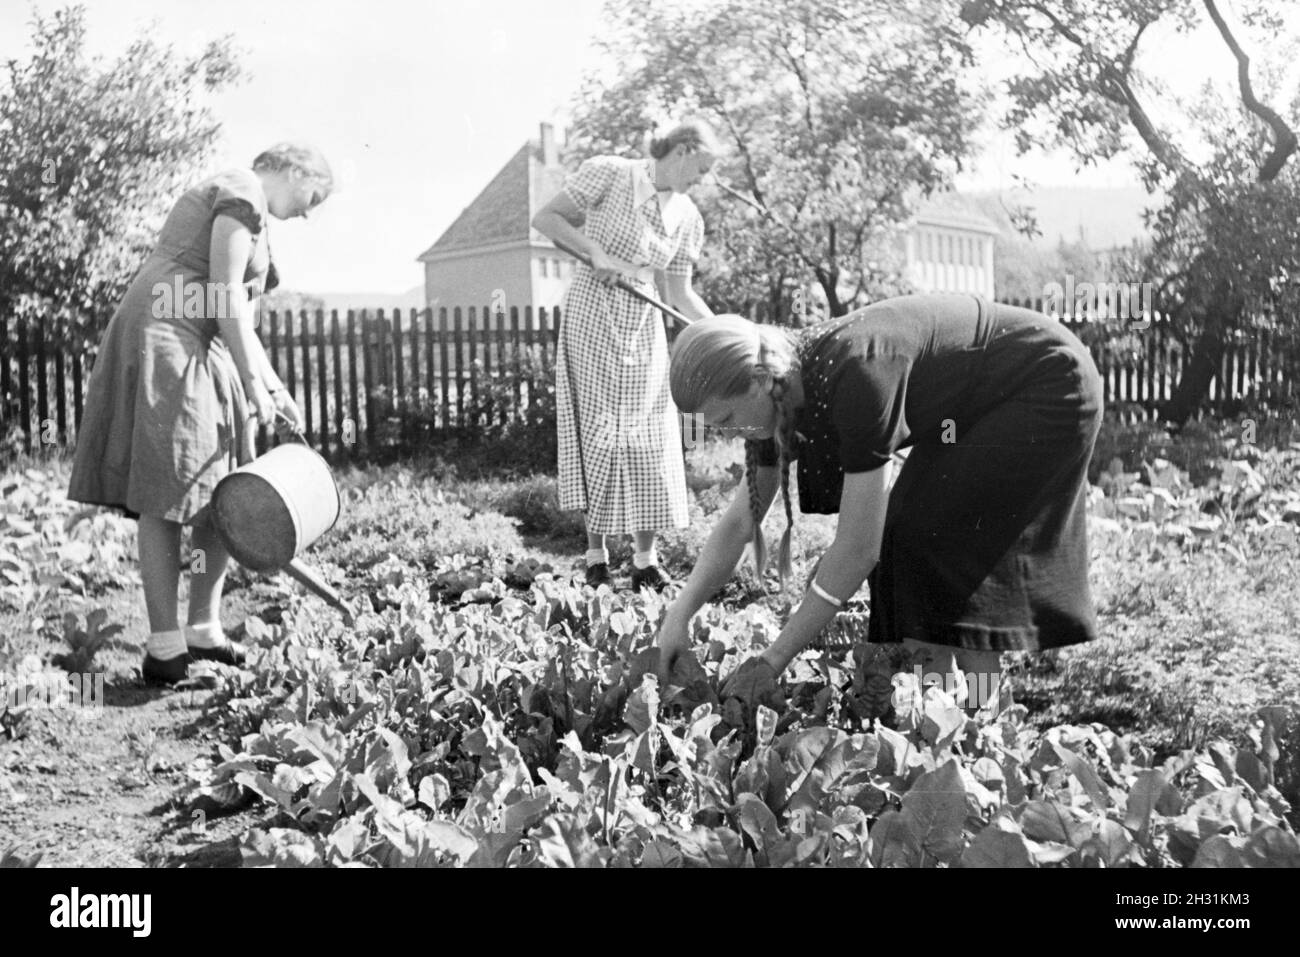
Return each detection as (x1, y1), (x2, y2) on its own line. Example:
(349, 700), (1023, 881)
(655, 293), (1104, 712)
(532, 119), (719, 592)
(68, 143), (333, 685)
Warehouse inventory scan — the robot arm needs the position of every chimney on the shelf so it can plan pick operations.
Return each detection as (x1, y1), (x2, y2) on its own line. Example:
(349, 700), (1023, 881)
(540, 122), (557, 167)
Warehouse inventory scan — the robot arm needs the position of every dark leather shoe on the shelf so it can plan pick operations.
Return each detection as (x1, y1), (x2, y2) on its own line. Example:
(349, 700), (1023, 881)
(585, 562), (612, 587)
(630, 564), (672, 593)
(142, 653), (192, 686)
(188, 641), (248, 666)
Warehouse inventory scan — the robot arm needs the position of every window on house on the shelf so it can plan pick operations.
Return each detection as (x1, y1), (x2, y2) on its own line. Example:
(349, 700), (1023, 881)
(539, 258), (548, 278)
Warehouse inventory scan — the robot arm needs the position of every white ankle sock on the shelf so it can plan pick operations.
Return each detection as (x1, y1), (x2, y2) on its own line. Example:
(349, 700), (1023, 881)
(633, 548), (658, 570)
(585, 547), (609, 566)
(185, 622), (228, 649)
(146, 628), (188, 661)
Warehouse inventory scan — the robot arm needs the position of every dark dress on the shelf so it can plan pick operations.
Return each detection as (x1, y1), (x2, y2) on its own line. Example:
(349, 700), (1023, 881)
(750, 293), (1103, 653)
(67, 169), (279, 524)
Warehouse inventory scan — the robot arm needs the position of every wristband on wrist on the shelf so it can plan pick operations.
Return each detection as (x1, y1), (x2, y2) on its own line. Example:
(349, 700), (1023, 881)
(808, 579), (844, 609)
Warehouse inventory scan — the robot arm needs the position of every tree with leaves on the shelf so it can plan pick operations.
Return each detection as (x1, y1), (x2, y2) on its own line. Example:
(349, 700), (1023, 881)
(960, 0), (1300, 425)
(568, 0), (985, 321)
(0, 4), (242, 357)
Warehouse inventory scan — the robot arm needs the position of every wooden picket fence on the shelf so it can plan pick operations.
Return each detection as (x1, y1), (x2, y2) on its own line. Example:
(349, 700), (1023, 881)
(1, 299), (1297, 458)
(999, 296), (1300, 424)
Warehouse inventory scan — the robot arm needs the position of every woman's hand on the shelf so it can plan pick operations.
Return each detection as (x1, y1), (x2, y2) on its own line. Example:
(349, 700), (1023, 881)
(271, 389), (304, 435)
(243, 377), (276, 426)
(654, 612), (692, 690)
(588, 247), (639, 286)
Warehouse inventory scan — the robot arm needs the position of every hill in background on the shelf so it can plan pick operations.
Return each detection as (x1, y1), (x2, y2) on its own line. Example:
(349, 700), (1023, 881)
(946, 186), (1159, 301)
(967, 186), (1156, 250)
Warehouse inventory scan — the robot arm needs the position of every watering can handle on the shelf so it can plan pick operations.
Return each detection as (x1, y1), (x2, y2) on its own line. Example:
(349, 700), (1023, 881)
(274, 412), (310, 446)
(246, 410), (310, 446)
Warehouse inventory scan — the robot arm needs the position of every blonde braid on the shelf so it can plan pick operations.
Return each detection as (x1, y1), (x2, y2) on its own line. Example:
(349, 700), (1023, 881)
(747, 332), (800, 591)
(744, 440), (768, 579)
(770, 377), (796, 589)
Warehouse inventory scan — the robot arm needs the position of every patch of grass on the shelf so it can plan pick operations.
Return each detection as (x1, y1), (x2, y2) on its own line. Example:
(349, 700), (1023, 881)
(318, 465), (525, 572)
(487, 474), (587, 545)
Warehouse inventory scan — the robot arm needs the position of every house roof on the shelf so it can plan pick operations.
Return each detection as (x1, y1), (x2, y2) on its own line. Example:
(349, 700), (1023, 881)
(418, 137), (567, 260)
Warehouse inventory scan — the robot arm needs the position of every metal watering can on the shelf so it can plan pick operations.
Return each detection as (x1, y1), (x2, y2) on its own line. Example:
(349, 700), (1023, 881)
(210, 427), (355, 626)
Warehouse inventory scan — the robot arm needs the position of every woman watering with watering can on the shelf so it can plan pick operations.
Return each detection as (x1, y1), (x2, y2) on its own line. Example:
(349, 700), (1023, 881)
(656, 294), (1104, 714)
(68, 143), (333, 685)
(532, 119), (719, 592)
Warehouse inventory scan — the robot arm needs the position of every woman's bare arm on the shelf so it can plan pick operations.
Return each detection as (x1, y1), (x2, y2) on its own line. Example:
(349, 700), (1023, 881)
(761, 466), (890, 672)
(532, 191), (644, 282)
(661, 271), (714, 321)
(656, 463), (781, 689)
(208, 215), (266, 389)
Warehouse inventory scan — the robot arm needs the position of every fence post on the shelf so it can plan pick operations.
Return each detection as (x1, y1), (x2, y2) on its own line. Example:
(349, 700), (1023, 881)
(316, 309), (329, 455)
(346, 310), (360, 461)
(362, 312), (377, 453)
(330, 310), (343, 461)
(34, 321), (48, 452)
(54, 348), (67, 446)
(468, 306), (480, 431)
(437, 307), (450, 436)
(424, 307), (435, 417)
(510, 305), (522, 417)
(284, 311), (298, 424)
(393, 308), (405, 402)
(407, 307), (420, 406)
(452, 307), (464, 430)
(300, 309), (314, 443)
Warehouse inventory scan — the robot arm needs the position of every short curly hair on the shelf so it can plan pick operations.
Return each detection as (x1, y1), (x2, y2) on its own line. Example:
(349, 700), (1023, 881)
(252, 143), (335, 197)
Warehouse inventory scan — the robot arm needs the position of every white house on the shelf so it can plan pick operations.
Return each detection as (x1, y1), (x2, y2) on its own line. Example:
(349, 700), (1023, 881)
(903, 194), (998, 299)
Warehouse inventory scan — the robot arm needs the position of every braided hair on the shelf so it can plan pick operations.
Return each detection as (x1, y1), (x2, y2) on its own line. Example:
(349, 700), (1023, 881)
(750, 330), (799, 590)
(668, 315), (800, 593)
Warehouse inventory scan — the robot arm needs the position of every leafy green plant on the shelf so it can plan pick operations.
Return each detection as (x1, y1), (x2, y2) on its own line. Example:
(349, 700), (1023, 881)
(493, 475), (586, 545)
(171, 543), (1297, 868)
(50, 608), (123, 674)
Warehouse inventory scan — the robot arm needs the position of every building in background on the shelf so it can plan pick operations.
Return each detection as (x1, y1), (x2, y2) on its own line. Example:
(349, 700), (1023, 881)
(418, 123), (1000, 316)
(902, 193), (999, 300)
(417, 122), (571, 319)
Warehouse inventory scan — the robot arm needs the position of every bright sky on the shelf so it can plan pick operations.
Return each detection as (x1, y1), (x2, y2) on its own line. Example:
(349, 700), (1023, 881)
(1, 0), (1294, 293)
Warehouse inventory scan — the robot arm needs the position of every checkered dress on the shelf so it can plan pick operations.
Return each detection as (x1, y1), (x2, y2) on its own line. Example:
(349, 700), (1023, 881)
(556, 155), (705, 534)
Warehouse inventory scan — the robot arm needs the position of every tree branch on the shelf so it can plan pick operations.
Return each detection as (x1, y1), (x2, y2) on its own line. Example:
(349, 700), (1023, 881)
(1027, 1), (1184, 174)
(1203, 0), (1298, 182)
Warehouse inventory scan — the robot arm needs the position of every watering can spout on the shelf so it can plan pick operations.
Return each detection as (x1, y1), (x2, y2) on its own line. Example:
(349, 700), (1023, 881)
(285, 558), (354, 627)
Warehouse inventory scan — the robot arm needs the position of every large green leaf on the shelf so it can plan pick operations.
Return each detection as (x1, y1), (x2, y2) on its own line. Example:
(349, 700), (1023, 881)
(961, 826), (1034, 868)
(900, 760), (969, 864)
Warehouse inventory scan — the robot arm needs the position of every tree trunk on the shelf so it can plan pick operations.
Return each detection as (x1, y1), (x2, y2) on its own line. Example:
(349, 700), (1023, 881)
(1159, 280), (1238, 427)
(1159, 323), (1225, 426)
